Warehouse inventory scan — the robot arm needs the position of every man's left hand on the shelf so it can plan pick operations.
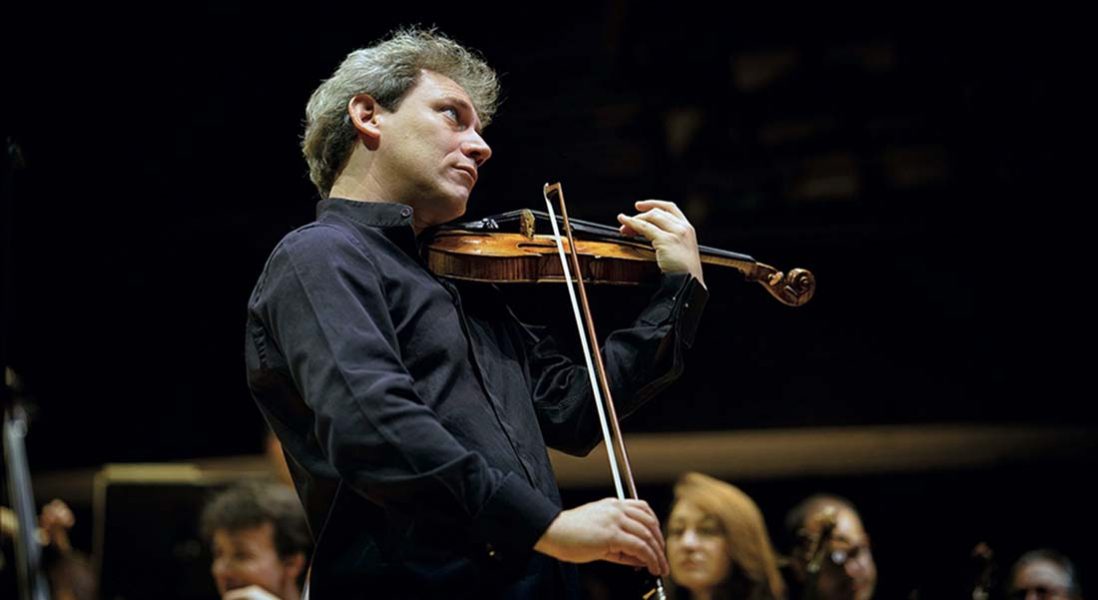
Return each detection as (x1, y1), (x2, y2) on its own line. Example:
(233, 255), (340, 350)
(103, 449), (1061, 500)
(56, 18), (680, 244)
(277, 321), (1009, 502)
(617, 200), (705, 287)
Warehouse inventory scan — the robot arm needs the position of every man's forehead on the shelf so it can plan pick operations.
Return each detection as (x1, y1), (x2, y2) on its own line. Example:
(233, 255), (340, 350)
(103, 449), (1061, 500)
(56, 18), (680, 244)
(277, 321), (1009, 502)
(214, 522), (276, 544)
(806, 506), (865, 536)
(1017, 560), (1072, 587)
(414, 70), (475, 105)
(832, 510), (867, 541)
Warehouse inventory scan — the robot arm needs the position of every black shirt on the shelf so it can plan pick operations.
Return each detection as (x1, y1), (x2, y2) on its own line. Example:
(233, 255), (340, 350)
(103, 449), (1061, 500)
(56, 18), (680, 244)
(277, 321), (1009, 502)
(245, 198), (708, 598)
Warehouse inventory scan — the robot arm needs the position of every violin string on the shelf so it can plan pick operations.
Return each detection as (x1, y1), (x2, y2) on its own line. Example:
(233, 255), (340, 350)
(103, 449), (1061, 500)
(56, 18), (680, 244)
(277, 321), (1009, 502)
(542, 183), (625, 501)
(523, 210), (754, 262)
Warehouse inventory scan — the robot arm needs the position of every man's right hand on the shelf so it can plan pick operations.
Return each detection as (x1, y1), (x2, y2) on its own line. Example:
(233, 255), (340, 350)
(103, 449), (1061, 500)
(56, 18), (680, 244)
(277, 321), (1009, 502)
(533, 497), (669, 577)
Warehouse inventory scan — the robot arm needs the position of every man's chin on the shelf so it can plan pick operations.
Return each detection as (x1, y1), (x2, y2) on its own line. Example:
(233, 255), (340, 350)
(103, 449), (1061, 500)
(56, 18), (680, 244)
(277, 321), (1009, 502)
(443, 191), (470, 221)
(414, 188), (471, 227)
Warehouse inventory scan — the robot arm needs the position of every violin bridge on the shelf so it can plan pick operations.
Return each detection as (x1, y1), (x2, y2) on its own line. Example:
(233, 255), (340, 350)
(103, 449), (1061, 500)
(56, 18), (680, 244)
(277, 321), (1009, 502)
(519, 208), (536, 240)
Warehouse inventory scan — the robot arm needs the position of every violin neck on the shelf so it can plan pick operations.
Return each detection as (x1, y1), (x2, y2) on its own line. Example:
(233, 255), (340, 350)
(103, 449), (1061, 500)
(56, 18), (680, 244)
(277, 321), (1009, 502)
(454, 209), (758, 264)
(699, 247), (756, 269)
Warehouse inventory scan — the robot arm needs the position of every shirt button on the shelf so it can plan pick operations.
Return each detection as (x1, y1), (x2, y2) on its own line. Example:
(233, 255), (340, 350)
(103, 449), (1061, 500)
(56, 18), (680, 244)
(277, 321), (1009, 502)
(400, 207), (412, 218)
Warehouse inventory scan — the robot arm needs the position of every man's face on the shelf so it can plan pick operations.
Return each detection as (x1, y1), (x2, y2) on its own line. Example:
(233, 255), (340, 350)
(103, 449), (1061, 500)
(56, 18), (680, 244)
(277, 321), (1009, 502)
(666, 500), (732, 595)
(1009, 559), (1075, 600)
(211, 523), (300, 598)
(802, 507), (877, 600)
(373, 69), (491, 228)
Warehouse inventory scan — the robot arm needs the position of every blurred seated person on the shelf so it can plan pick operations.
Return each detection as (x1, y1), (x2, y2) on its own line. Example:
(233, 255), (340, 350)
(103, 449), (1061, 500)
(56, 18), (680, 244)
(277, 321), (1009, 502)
(1, 499), (96, 600)
(782, 494), (876, 600)
(200, 482), (311, 600)
(1007, 549), (1083, 600)
(665, 472), (786, 600)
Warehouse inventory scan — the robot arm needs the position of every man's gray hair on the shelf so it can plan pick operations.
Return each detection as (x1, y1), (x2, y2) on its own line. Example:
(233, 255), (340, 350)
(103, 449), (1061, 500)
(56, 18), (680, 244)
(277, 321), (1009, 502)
(302, 27), (500, 198)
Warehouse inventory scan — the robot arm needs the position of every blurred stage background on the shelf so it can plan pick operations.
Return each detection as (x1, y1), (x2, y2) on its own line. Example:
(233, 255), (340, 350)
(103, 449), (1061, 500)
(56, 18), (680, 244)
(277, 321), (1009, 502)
(2, 3), (1091, 598)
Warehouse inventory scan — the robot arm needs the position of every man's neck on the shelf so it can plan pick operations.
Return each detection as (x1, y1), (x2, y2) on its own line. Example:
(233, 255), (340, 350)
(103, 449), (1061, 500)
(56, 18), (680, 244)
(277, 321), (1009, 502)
(328, 168), (384, 205)
(328, 154), (432, 235)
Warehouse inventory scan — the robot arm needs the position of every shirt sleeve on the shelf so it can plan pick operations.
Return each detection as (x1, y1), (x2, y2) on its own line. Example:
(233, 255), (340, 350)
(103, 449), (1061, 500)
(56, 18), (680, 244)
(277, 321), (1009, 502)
(520, 272), (709, 455)
(248, 225), (560, 555)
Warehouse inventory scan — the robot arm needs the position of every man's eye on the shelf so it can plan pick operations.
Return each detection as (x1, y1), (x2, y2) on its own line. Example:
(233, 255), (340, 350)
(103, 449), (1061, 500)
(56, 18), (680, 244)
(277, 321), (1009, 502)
(443, 107), (459, 120)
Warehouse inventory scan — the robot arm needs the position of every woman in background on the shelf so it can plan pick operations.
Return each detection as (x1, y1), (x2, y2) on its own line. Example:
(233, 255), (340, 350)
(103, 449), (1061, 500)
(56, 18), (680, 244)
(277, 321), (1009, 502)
(665, 472), (786, 600)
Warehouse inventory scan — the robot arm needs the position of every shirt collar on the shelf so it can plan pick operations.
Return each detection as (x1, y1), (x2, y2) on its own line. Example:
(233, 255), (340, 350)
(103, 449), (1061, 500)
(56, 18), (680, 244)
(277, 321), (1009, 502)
(317, 197), (416, 230)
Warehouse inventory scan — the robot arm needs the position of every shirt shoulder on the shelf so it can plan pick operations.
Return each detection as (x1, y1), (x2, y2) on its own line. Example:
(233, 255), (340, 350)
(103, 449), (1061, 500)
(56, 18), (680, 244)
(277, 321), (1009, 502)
(267, 220), (394, 278)
(249, 222), (382, 306)
(274, 221), (366, 260)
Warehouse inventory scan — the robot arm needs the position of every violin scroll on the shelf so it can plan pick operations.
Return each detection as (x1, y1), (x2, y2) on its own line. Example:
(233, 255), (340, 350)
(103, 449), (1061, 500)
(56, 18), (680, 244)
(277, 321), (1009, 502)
(748, 263), (817, 307)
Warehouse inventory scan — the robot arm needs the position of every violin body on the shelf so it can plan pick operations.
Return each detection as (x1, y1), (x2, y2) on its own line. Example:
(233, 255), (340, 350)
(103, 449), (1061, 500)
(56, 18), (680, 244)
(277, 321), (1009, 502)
(426, 230), (664, 285)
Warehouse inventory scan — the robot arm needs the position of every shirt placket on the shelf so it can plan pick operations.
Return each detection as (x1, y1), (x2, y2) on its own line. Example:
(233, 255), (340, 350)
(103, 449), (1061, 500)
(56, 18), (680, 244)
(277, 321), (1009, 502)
(437, 278), (540, 488)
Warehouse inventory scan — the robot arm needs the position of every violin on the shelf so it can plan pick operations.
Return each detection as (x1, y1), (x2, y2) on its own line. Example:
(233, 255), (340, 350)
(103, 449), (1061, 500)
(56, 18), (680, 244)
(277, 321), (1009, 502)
(423, 208), (816, 306)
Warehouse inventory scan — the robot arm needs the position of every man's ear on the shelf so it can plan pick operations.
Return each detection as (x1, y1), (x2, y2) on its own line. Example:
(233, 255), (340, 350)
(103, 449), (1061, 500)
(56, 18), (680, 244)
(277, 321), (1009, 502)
(348, 93), (383, 148)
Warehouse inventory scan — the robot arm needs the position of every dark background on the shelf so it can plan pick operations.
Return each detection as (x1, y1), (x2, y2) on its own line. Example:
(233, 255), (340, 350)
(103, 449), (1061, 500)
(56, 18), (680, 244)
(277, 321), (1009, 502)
(2, 3), (1091, 597)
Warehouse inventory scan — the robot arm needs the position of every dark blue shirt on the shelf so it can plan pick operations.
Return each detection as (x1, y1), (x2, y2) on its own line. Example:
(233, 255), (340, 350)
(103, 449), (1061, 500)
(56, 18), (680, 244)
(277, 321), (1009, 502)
(245, 198), (707, 598)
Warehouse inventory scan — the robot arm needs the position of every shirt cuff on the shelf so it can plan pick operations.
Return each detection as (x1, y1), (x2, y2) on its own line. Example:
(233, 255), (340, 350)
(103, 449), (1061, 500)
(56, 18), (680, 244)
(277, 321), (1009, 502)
(672, 274), (709, 348)
(638, 273), (709, 348)
(471, 472), (561, 559)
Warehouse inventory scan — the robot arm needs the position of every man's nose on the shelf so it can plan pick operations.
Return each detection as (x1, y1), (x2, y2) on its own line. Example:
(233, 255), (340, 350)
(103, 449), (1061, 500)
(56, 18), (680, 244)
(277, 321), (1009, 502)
(211, 558), (228, 579)
(462, 131), (492, 167)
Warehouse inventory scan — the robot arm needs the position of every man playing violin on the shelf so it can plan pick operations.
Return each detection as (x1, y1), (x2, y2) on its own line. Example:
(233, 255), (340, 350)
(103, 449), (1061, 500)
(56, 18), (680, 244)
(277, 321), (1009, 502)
(245, 27), (708, 598)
